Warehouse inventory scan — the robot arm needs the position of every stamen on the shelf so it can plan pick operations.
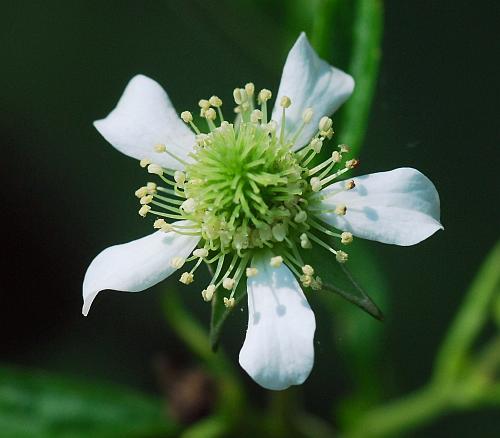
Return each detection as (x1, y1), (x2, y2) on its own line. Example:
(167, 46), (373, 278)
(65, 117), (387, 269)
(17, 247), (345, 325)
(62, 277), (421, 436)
(270, 256), (283, 268)
(170, 256), (186, 269)
(201, 284), (216, 302)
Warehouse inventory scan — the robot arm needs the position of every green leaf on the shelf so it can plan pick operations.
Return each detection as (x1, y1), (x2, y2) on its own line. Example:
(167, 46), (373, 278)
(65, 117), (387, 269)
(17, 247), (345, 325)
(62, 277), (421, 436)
(0, 365), (176, 438)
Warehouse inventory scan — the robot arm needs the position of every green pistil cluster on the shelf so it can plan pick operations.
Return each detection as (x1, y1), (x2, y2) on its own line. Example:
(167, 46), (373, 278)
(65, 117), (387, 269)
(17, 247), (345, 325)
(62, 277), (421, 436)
(184, 121), (306, 254)
(134, 82), (359, 306)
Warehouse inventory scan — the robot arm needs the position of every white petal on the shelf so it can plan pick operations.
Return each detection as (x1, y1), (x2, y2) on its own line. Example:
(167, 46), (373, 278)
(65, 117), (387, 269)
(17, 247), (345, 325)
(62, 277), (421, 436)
(271, 33), (354, 150)
(239, 252), (316, 390)
(94, 75), (195, 170)
(82, 221), (200, 315)
(318, 168), (443, 246)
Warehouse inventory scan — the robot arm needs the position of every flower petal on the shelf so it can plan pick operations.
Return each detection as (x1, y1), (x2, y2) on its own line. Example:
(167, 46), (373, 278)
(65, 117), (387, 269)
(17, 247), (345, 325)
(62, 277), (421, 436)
(318, 168), (443, 246)
(239, 252), (316, 390)
(94, 74), (195, 170)
(82, 221), (200, 315)
(271, 33), (354, 150)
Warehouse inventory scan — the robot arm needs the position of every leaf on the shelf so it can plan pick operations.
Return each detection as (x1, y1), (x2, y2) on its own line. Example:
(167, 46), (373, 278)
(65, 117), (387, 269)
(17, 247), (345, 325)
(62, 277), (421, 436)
(0, 366), (177, 438)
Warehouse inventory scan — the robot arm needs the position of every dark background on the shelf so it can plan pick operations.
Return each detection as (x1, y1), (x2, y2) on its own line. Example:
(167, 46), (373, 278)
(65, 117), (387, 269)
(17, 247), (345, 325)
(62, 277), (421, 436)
(1, 1), (499, 436)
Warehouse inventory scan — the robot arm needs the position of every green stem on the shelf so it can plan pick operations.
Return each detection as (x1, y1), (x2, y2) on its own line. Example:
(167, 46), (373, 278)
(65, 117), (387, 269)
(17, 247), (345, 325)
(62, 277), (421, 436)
(346, 386), (448, 438)
(162, 291), (246, 419)
(433, 241), (500, 386)
(310, 0), (340, 59)
(340, 0), (383, 156)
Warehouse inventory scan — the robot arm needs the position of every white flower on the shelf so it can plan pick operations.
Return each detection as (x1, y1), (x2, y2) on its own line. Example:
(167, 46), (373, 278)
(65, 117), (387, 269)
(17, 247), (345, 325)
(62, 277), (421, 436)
(83, 33), (442, 390)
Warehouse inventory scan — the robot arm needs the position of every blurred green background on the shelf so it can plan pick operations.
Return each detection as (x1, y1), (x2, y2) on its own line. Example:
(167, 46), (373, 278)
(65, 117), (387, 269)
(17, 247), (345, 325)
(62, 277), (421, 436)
(1, 0), (499, 436)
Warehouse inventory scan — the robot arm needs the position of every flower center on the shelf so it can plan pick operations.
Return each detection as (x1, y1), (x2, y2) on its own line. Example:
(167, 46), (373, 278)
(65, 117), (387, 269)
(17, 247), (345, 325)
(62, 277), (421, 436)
(134, 82), (359, 305)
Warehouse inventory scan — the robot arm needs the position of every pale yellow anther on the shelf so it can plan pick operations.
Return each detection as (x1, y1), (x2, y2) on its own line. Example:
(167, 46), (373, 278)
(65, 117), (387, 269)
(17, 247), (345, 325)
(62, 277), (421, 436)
(332, 151), (342, 163)
(147, 163), (163, 176)
(319, 116), (333, 132)
(154, 143), (166, 153)
(302, 265), (314, 276)
(174, 171), (186, 185)
(345, 159), (359, 169)
(301, 275), (313, 287)
(180, 111), (193, 123)
(258, 88), (272, 103)
(181, 198), (196, 214)
(271, 223), (287, 242)
(222, 277), (235, 290)
(336, 250), (349, 263)
(233, 88), (243, 105)
(246, 267), (259, 277)
(153, 218), (167, 229)
(204, 108), (216, 120)
(244, 82), (255, 97)
(193, 248), (209, 258)
(179, 272), (194, 285)
(135, 186), (148, 198)
(310, 138), (323, 153)
(202, 285), (216, 302)
(223, 297), (235, 308)
(170, 256), (186, 270)
(302, 107), (314, 123)
(341, 232), (353, 245)
(339, 144), (350, 153)
(140, 195), (153, 205)
(270, 256), (283, 268)
(140, 158), (151, 168)
(310, 177), (322, 192)
(209, 95), (222, 107)
(198, 99), (210, 109)
(335, 204), (347, 216)
(195, 133), (210, 146)
(146, 182), (157, 193)
(300, 233), (312, 249)
(250, 109), (263, 123)
(138, 205), (151, 217)
(241, 102), (250, 112)
(345, 180), (356, 190)
(280, 96), (291, 108)
(294, 210), (307, 223)
(324, 128), (334, 139)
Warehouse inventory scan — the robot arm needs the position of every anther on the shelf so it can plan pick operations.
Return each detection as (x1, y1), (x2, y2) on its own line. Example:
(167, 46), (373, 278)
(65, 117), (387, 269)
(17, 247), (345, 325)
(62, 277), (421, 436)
(223, 277), (235, 290)
(209, 96), (222, 107)
(223, 297), (235, 308)
(335, 251), (349, 263)
(310, 138), (323, 153)
(179, 272), (194, 284)
(244, 83), (255, 97)
(300, 275), (313, 287)
(280, 96), (292, 108)
(272, 223), (287, 242)
(153, 218), (166, 229)
(140, 158), (151, 168)
(341, 232), (353, 244)
(311, 276), (323, 291)
(302, 265), (314, 276)
(198, 99), (210, 110)
(135, 186), (148, 198)
(250, 109), (263, 123)
(335, 204), (347, 216)
(310, 177), (322, 192)
(174, 171), (186, 186)
(138, 205), (151, 217)
(233, 88), (244, 105)
(154, 143), (166, 153)
(202, 285), (215, 302)
(193, 248), (209, 258)
(246, 267), (259, 277)
(204, 108), (216, 121)
(147, 163), (163, 176)
(270, 256), (283, 268)
(294, 210), (307, 223)
(300, 233), (312, 249)
(170, 256), (186, 269)
(146, 182), (157, 193)
(181, 198), (196, 214)
(180, 111), (193, 123)
(140, 195), (153, 205)
(345, 180), (356, 190)
(319, 116), (333, 133)
(258, 89), (272, 103)
(302, 108), (314, 124)
(339, 144), (350, 153)
(332, 151), (342, 163)
(345, 159), (359, 169)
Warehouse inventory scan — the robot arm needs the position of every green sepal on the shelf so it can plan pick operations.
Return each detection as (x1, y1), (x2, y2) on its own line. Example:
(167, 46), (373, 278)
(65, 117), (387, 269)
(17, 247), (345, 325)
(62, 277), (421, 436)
(302, 238), (384, 321)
